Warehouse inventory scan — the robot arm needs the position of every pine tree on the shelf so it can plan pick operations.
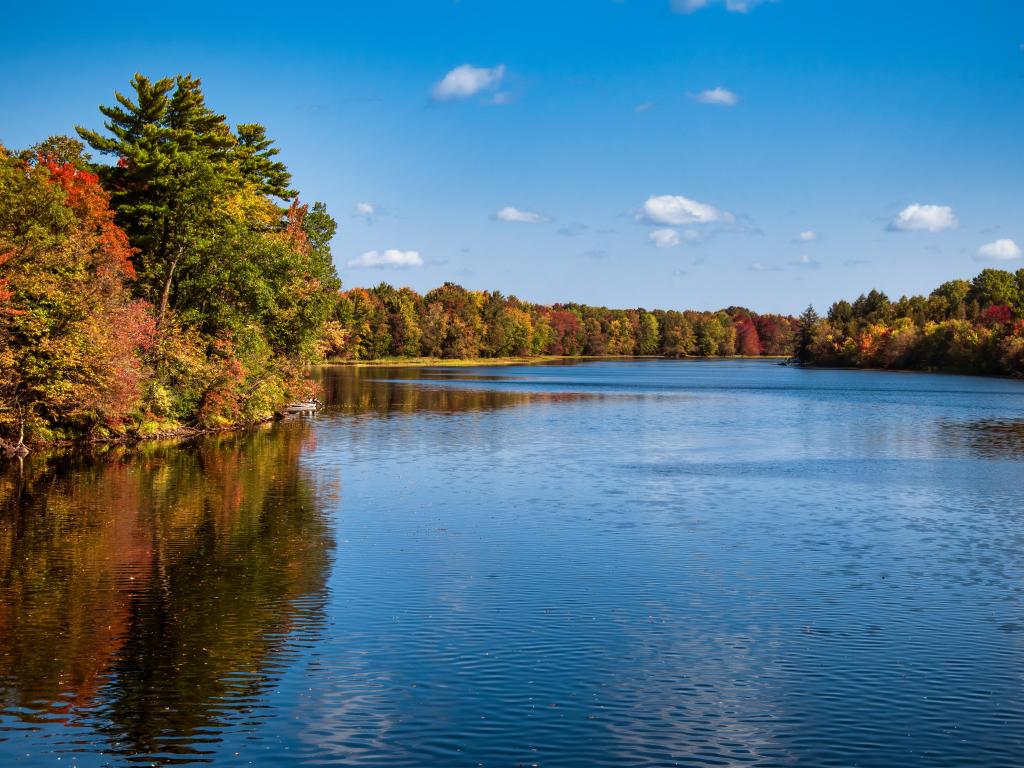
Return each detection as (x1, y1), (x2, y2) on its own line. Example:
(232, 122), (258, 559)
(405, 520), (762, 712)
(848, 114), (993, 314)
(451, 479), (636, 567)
(77, 74), (239, 325)
(796, 304), (820, 362)
(234, 123), (295, 199)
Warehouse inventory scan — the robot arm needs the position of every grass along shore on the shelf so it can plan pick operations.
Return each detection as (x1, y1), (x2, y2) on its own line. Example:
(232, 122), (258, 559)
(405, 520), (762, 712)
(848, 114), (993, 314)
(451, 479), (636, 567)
(324, 355), (787, 367)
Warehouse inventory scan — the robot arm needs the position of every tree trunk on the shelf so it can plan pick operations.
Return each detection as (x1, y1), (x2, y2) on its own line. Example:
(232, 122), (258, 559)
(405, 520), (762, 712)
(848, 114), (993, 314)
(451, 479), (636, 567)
(157, 249), (182, 328)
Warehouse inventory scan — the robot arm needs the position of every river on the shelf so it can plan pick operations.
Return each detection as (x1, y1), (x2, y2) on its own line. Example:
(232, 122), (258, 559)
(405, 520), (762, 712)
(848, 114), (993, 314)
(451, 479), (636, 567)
(1, 360), (1023, 766)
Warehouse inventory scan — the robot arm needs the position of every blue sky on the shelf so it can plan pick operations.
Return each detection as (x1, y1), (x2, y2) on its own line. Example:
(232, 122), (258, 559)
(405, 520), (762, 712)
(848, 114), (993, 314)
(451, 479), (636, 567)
(3, 0), (1023, 313)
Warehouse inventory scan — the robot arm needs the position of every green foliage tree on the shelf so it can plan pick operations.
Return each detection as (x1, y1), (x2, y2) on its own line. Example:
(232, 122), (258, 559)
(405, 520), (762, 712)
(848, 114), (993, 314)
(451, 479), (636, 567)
(77, 74), (237, 324)
(969, 269), (1020, 311)
(796, 305), (821, 362)
(232, 123), (295, 199)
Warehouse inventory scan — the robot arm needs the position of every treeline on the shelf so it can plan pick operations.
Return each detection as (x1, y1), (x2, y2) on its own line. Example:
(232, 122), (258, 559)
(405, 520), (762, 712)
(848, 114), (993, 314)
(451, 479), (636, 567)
(799, 268), (1024, 376)
(322, 282), (798, 360)
(0, 74), (339, 445)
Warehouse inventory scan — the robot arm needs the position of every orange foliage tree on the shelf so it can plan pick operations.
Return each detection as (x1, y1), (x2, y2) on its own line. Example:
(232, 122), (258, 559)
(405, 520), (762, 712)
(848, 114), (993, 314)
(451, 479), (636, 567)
(0, 148), (154, 442)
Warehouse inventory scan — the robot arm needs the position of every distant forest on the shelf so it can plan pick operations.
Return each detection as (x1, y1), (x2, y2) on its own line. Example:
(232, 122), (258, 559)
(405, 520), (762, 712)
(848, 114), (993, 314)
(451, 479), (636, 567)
(323, 283), (797, 360)
(798, 268), (1024, 376)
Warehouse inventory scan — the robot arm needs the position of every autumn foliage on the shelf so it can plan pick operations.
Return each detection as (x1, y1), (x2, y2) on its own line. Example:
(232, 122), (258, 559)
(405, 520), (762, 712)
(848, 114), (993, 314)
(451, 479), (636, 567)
(325, 282), (797, 361)
(799, 270), (1024, 375)
(0, 73), (341, 445)
(0, 149), (154, 442)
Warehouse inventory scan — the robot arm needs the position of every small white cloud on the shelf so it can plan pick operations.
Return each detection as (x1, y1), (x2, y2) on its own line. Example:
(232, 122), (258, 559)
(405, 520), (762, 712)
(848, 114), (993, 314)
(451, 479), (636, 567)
(694, 86), (739, 106)
(792, 254), (821, 269)
(347, 249), (423, 269)
(432, 64), (506, 102)
(635, 101), (655, 113)
(724, 0), (773, 10)
(650, 228), (681, 248)
(798, 230), (819, 242)
(354, 202), (376, 219)
(889, 203), (958, 233)
(976, 238), (1022, 261)
(672, 0), (774, 13)
(750, 261), (781, 272)
(495, 206), (550, 224)
(640, 194), (733, 225)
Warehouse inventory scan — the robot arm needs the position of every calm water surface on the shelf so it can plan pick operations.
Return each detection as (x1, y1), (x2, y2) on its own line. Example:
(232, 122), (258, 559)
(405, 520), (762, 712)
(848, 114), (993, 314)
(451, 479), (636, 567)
(2, 360), (1023, 766)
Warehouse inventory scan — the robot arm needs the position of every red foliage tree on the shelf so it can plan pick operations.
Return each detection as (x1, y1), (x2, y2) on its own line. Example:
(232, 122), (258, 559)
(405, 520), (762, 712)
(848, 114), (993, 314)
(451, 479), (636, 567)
(733, 315), (763, 356)
(546, 309), (583, 356)
(980, 304), (1013, 326)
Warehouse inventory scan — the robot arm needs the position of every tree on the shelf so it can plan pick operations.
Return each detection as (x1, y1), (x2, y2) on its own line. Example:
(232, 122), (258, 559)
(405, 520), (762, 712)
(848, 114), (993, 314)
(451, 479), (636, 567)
(969, 269), (1020, 311)
(233, 123), (295, 199)
(18, 135), (92, 168)
(77, 73), (238, 325)
(659, 311), (695, 357)
(930, 279), (970, 319)
(734, 315), (762, 356)
(636, 310), (660, 355)
(796, 305), (820, 362)
(851, 289), (892, 323)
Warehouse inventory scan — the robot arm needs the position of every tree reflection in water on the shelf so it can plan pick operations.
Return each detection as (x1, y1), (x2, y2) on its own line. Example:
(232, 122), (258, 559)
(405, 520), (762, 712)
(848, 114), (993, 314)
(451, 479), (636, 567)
(316, 364), (598, 417)
(0, 424), (332, 762)
(936, 418), (1024, 460)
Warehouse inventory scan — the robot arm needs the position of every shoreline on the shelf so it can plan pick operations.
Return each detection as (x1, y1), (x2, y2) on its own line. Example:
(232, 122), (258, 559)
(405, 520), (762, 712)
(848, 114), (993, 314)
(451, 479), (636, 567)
(3, 416), (280, 455)
(325, 354), (788, 367)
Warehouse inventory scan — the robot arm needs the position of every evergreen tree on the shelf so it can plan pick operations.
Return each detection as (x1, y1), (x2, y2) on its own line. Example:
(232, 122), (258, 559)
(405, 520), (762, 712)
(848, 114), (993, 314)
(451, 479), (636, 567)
(77, 73), (237, 325)
(796, 304), (820, 362)
(233, 123), (295, 199)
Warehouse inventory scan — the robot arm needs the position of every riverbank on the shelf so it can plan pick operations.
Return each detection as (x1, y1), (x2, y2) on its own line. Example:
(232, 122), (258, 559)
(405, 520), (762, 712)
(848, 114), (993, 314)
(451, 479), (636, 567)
(3, 416), (282, 454)
(328, 355), (569, 367)
(326, 354), (787, 367)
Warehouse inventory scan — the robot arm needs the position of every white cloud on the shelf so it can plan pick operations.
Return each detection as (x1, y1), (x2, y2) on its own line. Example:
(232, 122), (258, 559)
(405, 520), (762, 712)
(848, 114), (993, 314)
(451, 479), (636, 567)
(354, 202), (376, 218)
(724, 0), (773, 9)
(976, 238), (1022, 261)
(495, 206), (550, 224)
(432, 64), (506, 101)
(798, 230), (819, 242)
(889, 203), (958, 233)
(640, 194), (733, 226)
(650, 228), (681, 248)
(347, 249), (423, 269)
(694, 86), (739, 106)
(792, 254), (820, 269)
(635, 101), (655, 113)
(750, 261), (780, 272)
(672, 0), (775, 13)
